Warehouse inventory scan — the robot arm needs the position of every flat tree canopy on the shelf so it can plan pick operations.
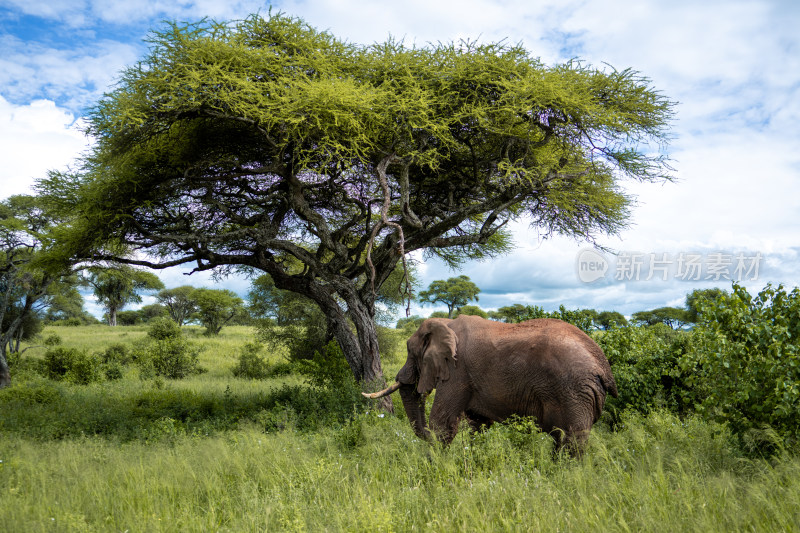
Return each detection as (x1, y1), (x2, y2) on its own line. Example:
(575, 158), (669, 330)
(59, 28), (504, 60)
(43, 13), (675, 395)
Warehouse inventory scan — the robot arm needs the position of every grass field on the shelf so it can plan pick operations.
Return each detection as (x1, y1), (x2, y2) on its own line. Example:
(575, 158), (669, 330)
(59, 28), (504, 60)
(1, 325), (799, 532)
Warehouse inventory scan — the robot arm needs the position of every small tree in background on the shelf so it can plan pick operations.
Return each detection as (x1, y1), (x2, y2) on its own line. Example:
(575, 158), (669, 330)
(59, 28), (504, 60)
(453, 304), (488, 319)
(419, 276), (481, 318)
(82, 266), (164, 326)
(192, 288), (244, 336)
(632, 307), (690, 329)
(685, 288), (728, 323)
(156, 286), (198, 326)
(594, 310), (629, 330)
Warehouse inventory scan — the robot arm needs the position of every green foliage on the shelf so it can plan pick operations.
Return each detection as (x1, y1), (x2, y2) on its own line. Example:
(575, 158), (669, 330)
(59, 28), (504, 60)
(250, 274), (328, 361)
(595, 310), (628, 329)
(594, 324), (691, 416)
(131, 319), (201, 379)
(192, 288), (244, 336)
(632, 306), (690, 329)
(43, 333), (62, 346)
(101, 343), (131, 365)
(231, 342), (273, 379)
(82, 266), (165, 326)
(137, 337), (201, 380)
(116, 310), (142, 325)
(685, 287), (728, 323)
(42, 347), (102, 384)
(395, 315), (424, 332)
(419, 275), (481, 318)
(156, 285), (197, 326)
(489, 304), (596, 333)
(376, 325), (405, 363)
(680, 284), (800, 445)
(453, 304), (488, 318)
(147, 317), (182, 340)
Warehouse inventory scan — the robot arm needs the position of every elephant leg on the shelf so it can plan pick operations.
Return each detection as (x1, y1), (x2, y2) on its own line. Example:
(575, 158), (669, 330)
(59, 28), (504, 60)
(429, 386), (471, 445)
(465, 410), (493, 433)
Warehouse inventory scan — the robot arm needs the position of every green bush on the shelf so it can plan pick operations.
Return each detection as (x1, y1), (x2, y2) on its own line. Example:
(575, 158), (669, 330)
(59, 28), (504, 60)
(102, 343), (131, 365)
(294, 340), (364, 419)
(594, 324), (691, 417)
(680, 283), (800, 445)
(138, 337), (201, 379)
(42, 347), (102, 385)
(43, 333), (62, 346)
(147, 317), (182, 340)
(232, 342), (273, 379)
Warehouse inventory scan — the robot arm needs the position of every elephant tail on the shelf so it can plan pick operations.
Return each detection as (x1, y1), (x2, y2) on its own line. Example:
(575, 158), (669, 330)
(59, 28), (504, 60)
(599, 371), (618, 398)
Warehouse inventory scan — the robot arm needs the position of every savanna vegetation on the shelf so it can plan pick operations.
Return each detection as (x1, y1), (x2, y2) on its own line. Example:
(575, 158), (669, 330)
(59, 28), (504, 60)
(2, 281), (800, 531)
(2, 11), (799, 532)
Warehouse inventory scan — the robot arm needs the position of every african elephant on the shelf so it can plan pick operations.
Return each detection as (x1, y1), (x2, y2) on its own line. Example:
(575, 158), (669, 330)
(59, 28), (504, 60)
(364, 315), (618, 453)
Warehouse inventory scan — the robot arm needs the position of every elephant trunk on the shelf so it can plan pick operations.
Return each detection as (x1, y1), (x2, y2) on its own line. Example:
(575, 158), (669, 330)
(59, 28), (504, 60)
(361, 381), (401, 399)
(399, 384), (431, 440)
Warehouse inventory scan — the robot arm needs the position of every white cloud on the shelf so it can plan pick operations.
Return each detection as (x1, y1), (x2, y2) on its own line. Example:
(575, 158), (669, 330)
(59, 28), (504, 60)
(0, 35), (140, 111)
(0, 96), (91, 198)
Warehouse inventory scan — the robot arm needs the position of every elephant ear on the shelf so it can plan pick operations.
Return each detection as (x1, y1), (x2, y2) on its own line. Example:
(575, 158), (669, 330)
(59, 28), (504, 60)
(417, 320), (458, 395)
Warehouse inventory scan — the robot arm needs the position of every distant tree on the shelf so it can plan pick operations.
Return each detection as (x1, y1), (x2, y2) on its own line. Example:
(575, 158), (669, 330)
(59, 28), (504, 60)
(40, 13), (676, 393)
(139, 303), (168, 322)
(115, 310), (142, 326)
(489, 304), (531, 323)
(453, 304), (489, 319)
(429, 311), (450, 319)
(685, 288), (728, 323)
(83, 266), (165, 326)
(156, 286), (198, 326)
(42, 275), (86, 323)
(396, 315), (425, 332)
(594, 310), (628, 330)
(1, 195), (76, 386)
(632, 307), (690, 329)
(419, 276), (481, 318)
(192, 288), (244, 336)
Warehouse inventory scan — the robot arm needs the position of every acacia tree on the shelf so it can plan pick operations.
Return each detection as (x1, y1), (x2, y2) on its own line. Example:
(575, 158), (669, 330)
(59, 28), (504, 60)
(419, 275), (481, 318)
(83, 266), (165, 326)
(0, 195), (74, 387)
(43, 14), (675, 398)
(157, 285), (198, 326)
(192, 288), (244, 335)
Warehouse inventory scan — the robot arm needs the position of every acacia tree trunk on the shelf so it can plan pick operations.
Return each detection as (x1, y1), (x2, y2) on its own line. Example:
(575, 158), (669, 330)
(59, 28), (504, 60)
(0, 350), (10, 388)
(261, 262), (394, 411)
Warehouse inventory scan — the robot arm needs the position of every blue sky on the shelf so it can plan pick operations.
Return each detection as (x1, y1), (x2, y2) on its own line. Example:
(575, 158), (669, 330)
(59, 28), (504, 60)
(1, 0), (799, 320)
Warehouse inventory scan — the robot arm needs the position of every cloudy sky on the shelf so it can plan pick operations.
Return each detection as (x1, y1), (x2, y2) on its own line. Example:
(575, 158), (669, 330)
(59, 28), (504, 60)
(1, 0), (798, 319)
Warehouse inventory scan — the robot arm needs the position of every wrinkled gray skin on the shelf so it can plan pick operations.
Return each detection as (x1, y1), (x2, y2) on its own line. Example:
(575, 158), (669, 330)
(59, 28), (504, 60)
(393, 315), (618, 453)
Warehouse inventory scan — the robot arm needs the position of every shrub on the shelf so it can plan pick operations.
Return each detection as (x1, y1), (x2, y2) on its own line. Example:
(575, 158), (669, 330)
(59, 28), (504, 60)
(594, 323), (691, 417)
(42, 347), (101, 384)
(55, 317), (83, 327)
(680, 283), (800, 445)
(232, 342), (273, 379)
(377, 325), (405, 363)
(147, 317), (182, 340)
(43, 334), (62, 347)
(294, 341), (364, 420)
(102, 343), (131, 365)
(137, 337), (201, 379)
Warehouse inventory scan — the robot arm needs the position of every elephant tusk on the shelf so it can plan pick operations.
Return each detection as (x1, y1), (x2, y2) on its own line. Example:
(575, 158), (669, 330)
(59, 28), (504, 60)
(362, 381), (402, 399)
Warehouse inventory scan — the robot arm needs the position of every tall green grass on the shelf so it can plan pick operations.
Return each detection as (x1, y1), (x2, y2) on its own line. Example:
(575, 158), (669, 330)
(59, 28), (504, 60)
(2, 413), (799, 532)
(1, 326), (799, 532)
